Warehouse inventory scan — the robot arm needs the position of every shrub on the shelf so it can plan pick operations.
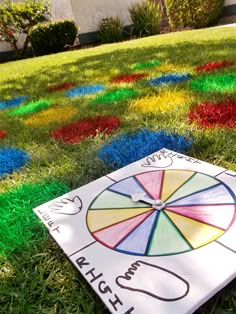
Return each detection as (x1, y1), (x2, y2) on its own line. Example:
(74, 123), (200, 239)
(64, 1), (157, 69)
(0, 0), (50, 58)
(128, 0), (161, 37)
(29, 19), (78, 56)
(98, 16), (124, 44)
(165, 0), (224, 29)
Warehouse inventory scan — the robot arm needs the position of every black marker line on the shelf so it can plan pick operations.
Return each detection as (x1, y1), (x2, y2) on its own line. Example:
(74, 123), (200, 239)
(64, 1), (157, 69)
(214, 170), (227, 177)
(69, 241), (97, 257)
(225, 171), (236, 177)
(215, 240), (236, 254)
(106, 175), (118, 183)
(164, 170), (196, 203)
(141, 153), (173, 168)
(165, 183), (222, 206)
(133, 175), (153, 199)
(115, 260), (190, 302)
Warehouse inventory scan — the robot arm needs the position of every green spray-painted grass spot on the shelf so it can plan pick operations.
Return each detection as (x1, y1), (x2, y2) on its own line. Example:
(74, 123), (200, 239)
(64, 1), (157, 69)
(0, 180), (69, 256)
(9, 99), (51, 117)
(133, 60), (161, 70)
(92, 88), (138, 104)
(190, 73), (236, 93)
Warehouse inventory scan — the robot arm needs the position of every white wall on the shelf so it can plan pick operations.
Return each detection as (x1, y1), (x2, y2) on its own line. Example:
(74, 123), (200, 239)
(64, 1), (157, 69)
(70, 0), (140, 34)
(51, 0), (74, 20)
(224, 0), (236, 6)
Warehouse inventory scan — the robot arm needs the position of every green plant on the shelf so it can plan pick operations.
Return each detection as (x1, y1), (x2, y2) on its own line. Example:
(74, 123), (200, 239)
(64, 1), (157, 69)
(98, 16), (124, 44)
(0, 26), (235, 314)
(0, 0), (50, 58)
(29, 19), (78, 56)
(128, 0), (161, 37)
(165, 0), (224, 29)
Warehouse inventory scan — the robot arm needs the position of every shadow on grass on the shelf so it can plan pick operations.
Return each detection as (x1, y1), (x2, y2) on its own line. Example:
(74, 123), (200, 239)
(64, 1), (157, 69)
(1, 236), (235, 314)
(0, 38), (236, 96)
(0, 239), (109, 314)
(0, 33), (236, 314)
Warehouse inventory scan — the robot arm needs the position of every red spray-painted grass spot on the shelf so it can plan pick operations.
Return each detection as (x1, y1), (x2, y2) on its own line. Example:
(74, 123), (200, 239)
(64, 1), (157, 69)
(0, 130), (7, 139)
(195, 61), (234, 72)
(188, 97), (236, 128)
(46, 82), (74, 92)
(52, 116), (121, 144)
(110, 73), (146, 84)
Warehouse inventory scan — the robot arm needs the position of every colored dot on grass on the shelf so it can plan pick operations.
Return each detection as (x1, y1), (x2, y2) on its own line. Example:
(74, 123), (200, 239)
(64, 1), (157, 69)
(65, 84), (104, 97)
(24, 106), (78, 126)
(0, 180), (69, 256)
(0, 130), (7, 139)
(157, 64), (184, 73)
(190, 73), (236, 93)
(92, 88), (137, 104)
(195, 60), (234, 72)
(52, 116), (121, 144)
(130, 91), (193, 113)
(0, 96), (28, 109)
(110, 73), (146, 84)
(8, 99), (51, 117)
(148, 73), (191, 86)
(188, 97), (236, 128)
(98, 129), (193, 169)
(46, 82), (74, 92)
(133, 60), (161, 70)
(0, 148), (30, 177)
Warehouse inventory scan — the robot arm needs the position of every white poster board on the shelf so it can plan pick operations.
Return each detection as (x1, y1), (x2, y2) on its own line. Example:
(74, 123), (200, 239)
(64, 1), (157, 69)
(33, 148), (236, 314)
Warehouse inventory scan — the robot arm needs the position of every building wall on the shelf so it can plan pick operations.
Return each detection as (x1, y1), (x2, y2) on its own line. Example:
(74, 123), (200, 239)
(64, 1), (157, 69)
(70, 0), (139, 34)
(50, 0), (74, 20)
(224, 0), (236, 15)
(225, 0), (236, 5)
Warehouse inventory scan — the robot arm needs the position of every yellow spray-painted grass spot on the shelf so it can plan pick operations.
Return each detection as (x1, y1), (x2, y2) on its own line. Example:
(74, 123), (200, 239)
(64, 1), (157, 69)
(130, 91), (193, 113)
(23, 106), (78, 126)
(157, 64), (181, 72)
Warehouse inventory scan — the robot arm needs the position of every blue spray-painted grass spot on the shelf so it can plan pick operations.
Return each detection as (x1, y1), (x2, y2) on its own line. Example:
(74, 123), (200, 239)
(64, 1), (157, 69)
(148, 73), (191, 86)
(0, 148), (30, 177)
(66, 84), (104, 97)
(0, 96), (28, 109)
(98, 129), (193, 169)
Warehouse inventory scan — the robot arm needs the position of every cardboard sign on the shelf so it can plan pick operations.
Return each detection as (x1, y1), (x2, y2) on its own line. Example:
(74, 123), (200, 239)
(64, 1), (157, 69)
(33, 148), (236, 314)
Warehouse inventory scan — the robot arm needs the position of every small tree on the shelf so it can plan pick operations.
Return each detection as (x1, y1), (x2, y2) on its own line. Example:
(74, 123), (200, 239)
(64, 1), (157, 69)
(0, 0), (50, 58)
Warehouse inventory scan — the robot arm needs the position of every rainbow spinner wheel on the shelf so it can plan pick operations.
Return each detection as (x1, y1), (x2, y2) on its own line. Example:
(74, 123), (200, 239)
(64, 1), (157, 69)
(87, 170), (236, 256)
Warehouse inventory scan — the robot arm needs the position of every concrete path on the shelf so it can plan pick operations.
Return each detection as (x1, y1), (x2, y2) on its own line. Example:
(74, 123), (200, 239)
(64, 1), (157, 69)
(214, 23), (236, 27)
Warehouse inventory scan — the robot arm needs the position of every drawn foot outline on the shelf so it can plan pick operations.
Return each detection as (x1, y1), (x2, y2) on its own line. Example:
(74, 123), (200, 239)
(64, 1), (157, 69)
(116, 260), (189, 302)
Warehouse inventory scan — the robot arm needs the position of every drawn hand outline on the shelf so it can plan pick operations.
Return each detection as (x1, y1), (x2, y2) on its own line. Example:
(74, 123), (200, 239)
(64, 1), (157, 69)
(141, 153), (173, 168)
(48, 196), (82, 215)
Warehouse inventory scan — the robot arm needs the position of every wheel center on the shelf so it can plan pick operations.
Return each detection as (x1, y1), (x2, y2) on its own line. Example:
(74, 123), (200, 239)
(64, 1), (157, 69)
(153, 199), (165, 211)
(131, 193), (166, 210)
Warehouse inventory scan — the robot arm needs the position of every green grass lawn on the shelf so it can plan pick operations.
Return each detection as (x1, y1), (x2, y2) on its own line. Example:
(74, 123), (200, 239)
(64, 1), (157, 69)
(0, 26), (236, 313)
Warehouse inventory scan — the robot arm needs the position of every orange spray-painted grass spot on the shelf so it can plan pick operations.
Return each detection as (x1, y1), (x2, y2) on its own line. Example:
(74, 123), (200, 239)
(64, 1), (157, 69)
(0, 130), (7, 139)
(46, 82), (74, 92)
(130, 91), (193, 113)
(24, 106), (78, 126)
(195, 61), (234, 72)
(110, 73), (146, 84)
(188, 97), (236, 128)
(52, 116), (121, 144)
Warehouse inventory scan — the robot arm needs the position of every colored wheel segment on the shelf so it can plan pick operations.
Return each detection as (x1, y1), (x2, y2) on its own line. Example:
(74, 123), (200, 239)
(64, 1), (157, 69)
(87, 170), (236, 256)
